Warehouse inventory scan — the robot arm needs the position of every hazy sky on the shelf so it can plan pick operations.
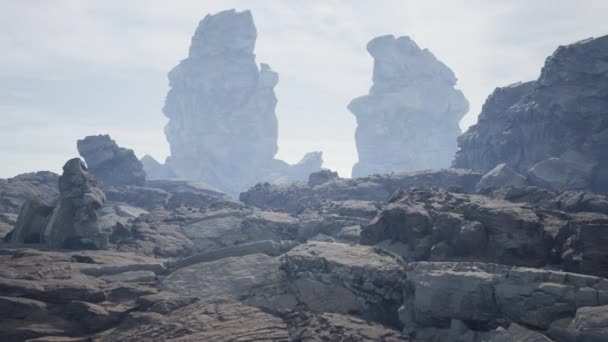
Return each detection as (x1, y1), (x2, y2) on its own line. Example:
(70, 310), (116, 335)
(1, 1), (607, 178)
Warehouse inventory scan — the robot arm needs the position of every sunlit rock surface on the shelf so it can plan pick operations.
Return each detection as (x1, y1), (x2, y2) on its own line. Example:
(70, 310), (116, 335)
(350, 35), (469, 178)
(163, 9), (321, 195)
(454, 35), (608, 192)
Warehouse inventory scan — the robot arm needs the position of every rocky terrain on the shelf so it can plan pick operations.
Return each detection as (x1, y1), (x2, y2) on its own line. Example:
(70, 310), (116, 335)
(454, 35), (608, 193)
(77, 135), (146, 188)
(1, 8), (607, 342)
(155, 9), (322, 195)
(2, 158), (608, 341)
(350, 35), (468, 178)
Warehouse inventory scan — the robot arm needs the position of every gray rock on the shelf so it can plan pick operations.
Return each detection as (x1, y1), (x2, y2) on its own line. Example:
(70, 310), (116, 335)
(567, 305), (608, 342)
(402, 261), (608, 338)
(281, 241), (407, 327)
(162, 9), (321, 195)
(0, 171), (59, 214)
(241, 168), (483, 214)
(454, 35), (608, 193)
(44, 158), (107, 249)
(284, 311), (407, 341)
(179, 207), (300, 253)
(168, 239), (299, 270)
(100, 270), (157, 283)
(527, 153), (594, 191)
(163, 253), (283, 300)
(487, 323), (554, 342)
(307, 169), (339, 187)
(361, 188), (548, 267)
(350, 35), (468, 177)
(99, 299), (290, 341)
(8, 199), (54, 244)
(77, 135), (146, 187)
(140, 155), (176, 180)
(476, 163), (527, 192)
(361, 187), (608, 278)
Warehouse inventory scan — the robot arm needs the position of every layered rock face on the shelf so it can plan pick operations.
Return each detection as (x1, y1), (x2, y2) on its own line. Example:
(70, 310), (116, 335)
(454, 35), (608, 192)
(162, 9), (321, 195)
(350, 35), (469, 178)
(77, 135), (146, 187)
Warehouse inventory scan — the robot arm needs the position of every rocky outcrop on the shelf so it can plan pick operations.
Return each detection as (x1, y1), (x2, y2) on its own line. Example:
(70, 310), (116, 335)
(7, 199), (54, 244)
(44, 159), (108, 249)
(241, 168), (482, 214)
(77, 135), (146, 187)
(361, 187), (608, 278)
(401, 261), (608, 341)
(350, 35), (468, 178)
(162, 9), (321, 195)
(280, 242), (408, 328)
(7, 159), (108, 250)
(454, 35), (608, 192)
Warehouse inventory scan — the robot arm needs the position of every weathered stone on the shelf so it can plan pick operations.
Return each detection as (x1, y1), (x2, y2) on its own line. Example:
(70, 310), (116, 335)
(281, 241), (407, 327)
(44, 159), (107, 250)
(162, 9), (321, 195)
(285, 311), (407, 341)
(476, 163), (527, 192)
(163, 253), (283, 300)
(77, 135), (146, 187)
(140, 154), (176, 180)
(8, 199), (54, 244)
(308, 169), (339, 187)
(0, 171), (59, 214)
(350, 35), (468, 177)
(454, 35), (608, 193)
(403, 262), (608, 334)
(487, 323), (554, 342)
(98, 300), (290, 341)
(361, 188), (548, 267)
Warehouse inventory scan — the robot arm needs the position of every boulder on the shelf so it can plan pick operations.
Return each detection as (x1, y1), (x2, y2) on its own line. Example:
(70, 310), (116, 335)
(350, 35), (468, 177)
(8, 199), (54, 244)
(401, 261), (608, 339)
(77, 135), (146, 187)
(476, 163), (527, 192)
(44, 158), (107, 249)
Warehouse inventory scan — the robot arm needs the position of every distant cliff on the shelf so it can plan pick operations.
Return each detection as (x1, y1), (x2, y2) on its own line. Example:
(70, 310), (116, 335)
(160, 9), (321, 195)
(349, 35), (468, 178)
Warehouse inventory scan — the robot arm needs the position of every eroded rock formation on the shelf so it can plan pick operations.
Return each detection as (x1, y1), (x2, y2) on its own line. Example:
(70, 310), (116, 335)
(162, 9), (321, 195)
(454, 35), (608, 192)
(77, 135), (146, 187)
(44, 159), (108, 249)
(350, 35), (469, 178)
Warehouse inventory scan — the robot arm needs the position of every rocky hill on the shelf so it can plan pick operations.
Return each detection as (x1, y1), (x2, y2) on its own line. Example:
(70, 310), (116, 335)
(454, 35), (608, 193)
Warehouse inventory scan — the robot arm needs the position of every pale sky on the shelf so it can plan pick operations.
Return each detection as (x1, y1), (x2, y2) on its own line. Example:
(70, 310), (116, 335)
(1, 0), (607, 178)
